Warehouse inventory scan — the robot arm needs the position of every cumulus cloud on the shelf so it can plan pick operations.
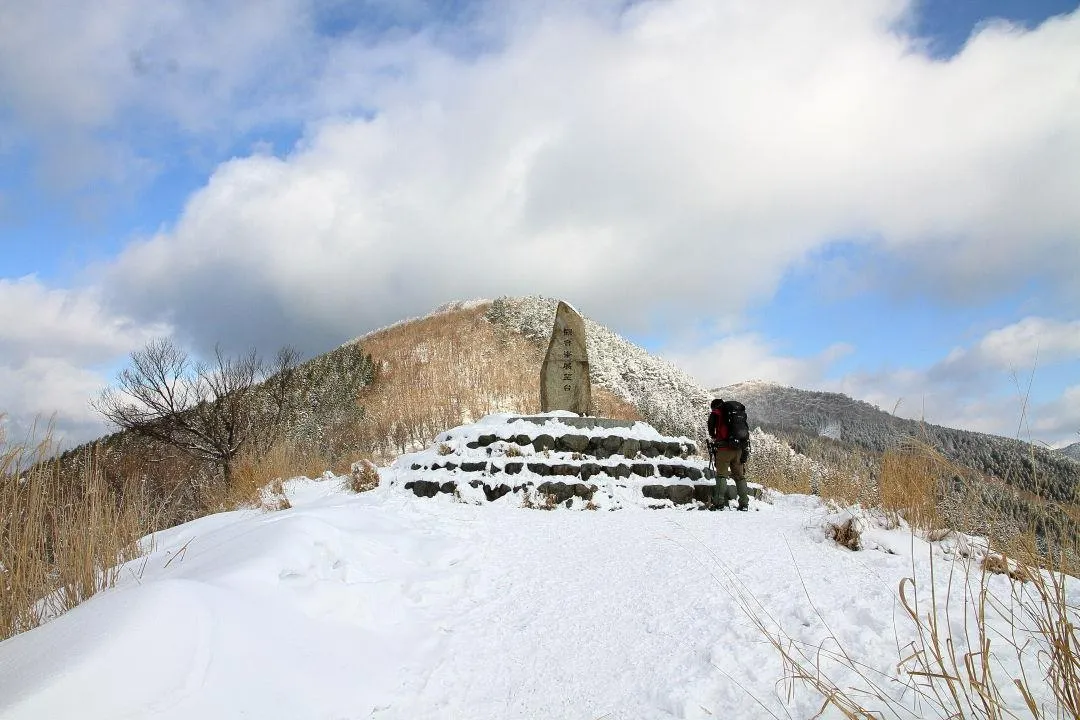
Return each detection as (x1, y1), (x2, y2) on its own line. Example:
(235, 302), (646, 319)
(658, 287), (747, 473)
(0, 277), (167, 446)
(830, 316), (1080, 445)
(662, 333), (853, 390)
(88, 0), (1080, 354)
(0, 0), (331, 191)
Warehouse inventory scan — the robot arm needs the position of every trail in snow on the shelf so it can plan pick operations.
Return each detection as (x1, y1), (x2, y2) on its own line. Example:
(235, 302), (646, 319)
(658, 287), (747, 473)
(0, 478), (1071, 720)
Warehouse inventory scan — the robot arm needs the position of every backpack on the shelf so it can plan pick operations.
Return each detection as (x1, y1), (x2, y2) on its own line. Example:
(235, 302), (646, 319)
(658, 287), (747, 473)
(721, 400), (750, 444)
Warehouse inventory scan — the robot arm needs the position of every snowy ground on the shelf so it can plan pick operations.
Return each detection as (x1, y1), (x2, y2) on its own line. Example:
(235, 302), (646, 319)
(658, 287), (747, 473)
(0, 475), (1072, 720)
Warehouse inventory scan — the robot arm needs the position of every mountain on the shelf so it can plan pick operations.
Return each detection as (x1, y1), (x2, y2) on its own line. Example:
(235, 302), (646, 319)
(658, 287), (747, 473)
(1060, 442), (1080, 461)
(710, 380), (1080, 503)
(487, 297), (1079, 505)
(57, 295), (1077, 539)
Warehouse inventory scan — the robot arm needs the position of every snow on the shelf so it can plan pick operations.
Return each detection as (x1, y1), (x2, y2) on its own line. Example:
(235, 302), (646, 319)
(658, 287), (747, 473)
(0, 475), (1073, 719)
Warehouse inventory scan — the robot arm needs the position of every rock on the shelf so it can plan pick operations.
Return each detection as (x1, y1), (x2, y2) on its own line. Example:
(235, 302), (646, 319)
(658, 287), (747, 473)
(670, 465), (688, 479)
(532, 434), (556, 452)
(693, 485), (714, 504)
(684, 466), (703, 481)
(683, 442), (698, 457)
(540, 301), (592, 414)
(618, 438), (641, 457)
(593, 448), (612, 460)
(631, 463), (654, 477)
(410, 464), (423, 471)
(411, 480), (441, 498)
(668, 486), (694, 504)
(640, 443), (660, 459)
(664, 442), (682, 458)
(572, 483), (596, 500)
(460, 461), (487, 472)
(404, 481), (415, 490)
(504, 462), (524, 475)
(608, 464), (632, 479)
(466, 442), (480, 449)
(601, 435), (623, 453)
(484, 484), (512, 501)
(537, 481), (574, 504)
(527, 462), (553, 476)
(703, 467), (716, 479)
(514, 434), (532, 446)
(557, 434), (590, 453)
(477, 434), (497, 447)
(551, 464), (580, 477)
(642, 485), (670, 500)
(579, 463), (602, 480)
(439, 481), (456, 494)
(657, 465), (675, 479)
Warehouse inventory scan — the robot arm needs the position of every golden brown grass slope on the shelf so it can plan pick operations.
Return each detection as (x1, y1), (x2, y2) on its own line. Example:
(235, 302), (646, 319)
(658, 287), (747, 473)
(354, 303), (639, 462)
(1, 422), (153, 641)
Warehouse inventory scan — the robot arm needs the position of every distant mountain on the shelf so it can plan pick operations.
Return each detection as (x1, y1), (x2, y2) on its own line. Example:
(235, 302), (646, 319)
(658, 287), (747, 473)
(1060, 442), (1080, 461)
(713, 380), (1080, 503)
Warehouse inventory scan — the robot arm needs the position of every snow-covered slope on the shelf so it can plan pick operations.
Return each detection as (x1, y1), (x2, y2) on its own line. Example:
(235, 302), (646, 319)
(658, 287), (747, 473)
(0, 475), (1071, 719)
(1060, 442), (1080, 461)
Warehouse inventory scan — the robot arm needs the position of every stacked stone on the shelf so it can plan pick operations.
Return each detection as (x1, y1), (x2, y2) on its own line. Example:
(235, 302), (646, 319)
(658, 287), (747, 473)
(396, 415), (760, 508)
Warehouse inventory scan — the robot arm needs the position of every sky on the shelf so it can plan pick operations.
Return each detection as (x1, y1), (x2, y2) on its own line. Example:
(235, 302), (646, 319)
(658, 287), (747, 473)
(1, 0), (1079, 449)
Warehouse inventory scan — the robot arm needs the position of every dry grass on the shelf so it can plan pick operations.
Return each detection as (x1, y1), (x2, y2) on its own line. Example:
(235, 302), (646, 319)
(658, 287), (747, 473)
(743, 438), (1080, 720)
(878, 442), (950, 532)
(347, 459), (380, 493)
(356, 304), (640, 462)
(1, 421), (153, 641)
(826, 517), (862, 551)
(218, 441), (333, 510)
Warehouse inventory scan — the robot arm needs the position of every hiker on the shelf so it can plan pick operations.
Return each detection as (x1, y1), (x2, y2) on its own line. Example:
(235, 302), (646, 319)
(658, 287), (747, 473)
(708, 398), (751, 511)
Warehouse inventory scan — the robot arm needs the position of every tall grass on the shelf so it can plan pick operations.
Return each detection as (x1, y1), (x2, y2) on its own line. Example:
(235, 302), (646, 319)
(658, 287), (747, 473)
(0, 421), (153, 641)
(357, 304), (640, 461)
(747, 440), (1080, 719)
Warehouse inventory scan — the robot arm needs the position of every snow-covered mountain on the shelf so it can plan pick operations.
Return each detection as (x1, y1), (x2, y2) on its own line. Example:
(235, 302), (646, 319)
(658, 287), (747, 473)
(487, 296), (711, 438)
(712, 380), (1080, 504)
(1060, 442), (1080, 461)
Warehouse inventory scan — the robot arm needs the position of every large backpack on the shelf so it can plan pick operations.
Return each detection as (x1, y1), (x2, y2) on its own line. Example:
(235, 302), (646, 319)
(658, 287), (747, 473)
(721, 400), (750, 444)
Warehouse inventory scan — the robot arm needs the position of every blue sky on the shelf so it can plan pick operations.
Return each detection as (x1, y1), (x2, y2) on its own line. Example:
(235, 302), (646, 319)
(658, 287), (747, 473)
(1, 0), (1079, 448)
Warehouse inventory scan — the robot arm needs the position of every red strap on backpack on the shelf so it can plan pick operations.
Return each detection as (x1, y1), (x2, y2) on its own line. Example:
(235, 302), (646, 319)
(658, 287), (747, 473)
(711, 409), (729, 440)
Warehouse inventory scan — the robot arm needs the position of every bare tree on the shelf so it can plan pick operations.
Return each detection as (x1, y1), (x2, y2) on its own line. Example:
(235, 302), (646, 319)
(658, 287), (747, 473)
(94, 339), (301, 486)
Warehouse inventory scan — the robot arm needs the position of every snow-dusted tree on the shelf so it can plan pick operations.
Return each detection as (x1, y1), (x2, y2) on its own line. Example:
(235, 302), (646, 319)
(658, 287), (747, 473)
(94, 339), (302, 487)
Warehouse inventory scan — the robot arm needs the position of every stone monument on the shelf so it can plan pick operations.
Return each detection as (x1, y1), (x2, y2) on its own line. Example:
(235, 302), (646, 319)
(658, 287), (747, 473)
(540, 301), (592, 414)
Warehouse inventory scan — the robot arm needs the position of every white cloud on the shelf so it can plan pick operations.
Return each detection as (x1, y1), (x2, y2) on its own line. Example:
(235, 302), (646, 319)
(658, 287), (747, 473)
(89, 0), (1080, 353)
(1032, 384), (1080, 448)
(969, 317), (1080, 369)
(0, 277), (167, 446)
(663, 334), (853, 390)
(831, 316), (1080, 445)
(0, 0), (328, 189)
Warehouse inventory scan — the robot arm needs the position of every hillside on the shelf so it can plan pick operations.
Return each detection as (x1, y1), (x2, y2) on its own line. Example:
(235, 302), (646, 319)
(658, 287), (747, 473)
(486, 297), (1079, 505)
(715, 380), (1080, 504)
(42, 295), (1077, 547)
(487, 296), (711, 438)
(1061, 442), (1080, 462)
